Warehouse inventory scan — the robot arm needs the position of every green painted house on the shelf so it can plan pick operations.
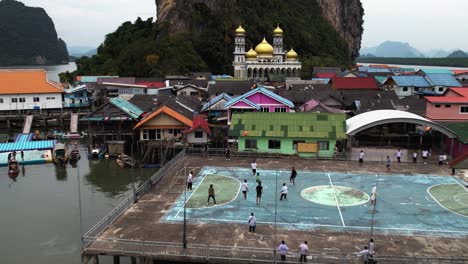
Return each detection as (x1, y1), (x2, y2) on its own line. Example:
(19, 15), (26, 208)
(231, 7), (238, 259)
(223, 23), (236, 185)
(230, 112), (346, 157)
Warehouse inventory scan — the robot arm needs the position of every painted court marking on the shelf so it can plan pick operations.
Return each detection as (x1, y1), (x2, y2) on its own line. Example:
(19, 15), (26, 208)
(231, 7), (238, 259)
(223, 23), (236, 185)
(327, 173), (346, 227)
(426, 183), (468, 218)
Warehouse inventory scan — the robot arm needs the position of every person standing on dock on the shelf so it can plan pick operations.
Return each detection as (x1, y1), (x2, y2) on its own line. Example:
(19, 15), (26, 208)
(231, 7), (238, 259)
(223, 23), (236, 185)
(187, 171), (193, 191)
(207, 184), (216, 204)
(8, 152), (12, 161)
(20, 151), (24, 161)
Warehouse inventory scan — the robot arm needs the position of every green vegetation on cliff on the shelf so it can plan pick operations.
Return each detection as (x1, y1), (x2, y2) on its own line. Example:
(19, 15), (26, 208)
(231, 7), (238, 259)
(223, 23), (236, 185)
(0, 0), (69, 66)
(76, 0), (355, 78)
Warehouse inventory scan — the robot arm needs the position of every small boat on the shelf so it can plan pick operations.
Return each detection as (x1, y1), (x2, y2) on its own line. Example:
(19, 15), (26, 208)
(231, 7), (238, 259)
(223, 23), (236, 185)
(8, 159), (19, 176)
(32, 130), (42, 141)
(116, 154), (138, 168)
(52, 143), (69, 165)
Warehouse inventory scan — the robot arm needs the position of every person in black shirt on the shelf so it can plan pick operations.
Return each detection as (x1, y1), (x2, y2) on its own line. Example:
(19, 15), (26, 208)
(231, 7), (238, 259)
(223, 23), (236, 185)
(256, 181), (263, 205)
(290, 167), (297, 186)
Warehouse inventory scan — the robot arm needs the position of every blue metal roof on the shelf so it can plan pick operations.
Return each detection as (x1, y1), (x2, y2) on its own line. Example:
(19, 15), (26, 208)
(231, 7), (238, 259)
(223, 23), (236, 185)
(425, 73), (462, 87)
(224, 87), (294, 109)
(374, 76), (387, 84)
(358, 67), (391, 73)
(110, 97), (144, 119)
(419, 68), (453, 74)
(201, 93), (233, 112)
(390, 76), (431, 87)
(0, 134), (56, 152)
(311, 78), (331, 83)
(65, 84), (87, 94)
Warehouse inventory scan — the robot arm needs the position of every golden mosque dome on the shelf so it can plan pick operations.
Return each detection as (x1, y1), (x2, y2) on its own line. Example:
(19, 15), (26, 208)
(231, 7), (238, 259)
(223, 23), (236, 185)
(245, 48), (257, 60)
(235, 25), (245, 35)
(255, 38), (274, 56)
(273, 25), (283, 36)
(286, 48), (298, 60)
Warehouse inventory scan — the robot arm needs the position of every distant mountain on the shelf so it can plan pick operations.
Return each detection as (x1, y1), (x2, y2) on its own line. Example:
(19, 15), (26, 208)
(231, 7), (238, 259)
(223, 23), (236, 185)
(68, 46), (97, 57)
(0, 0), (69, 65)
(447, 50), (468, 58)
(424, 49), (453, 58)
(360, 41), (424, 58)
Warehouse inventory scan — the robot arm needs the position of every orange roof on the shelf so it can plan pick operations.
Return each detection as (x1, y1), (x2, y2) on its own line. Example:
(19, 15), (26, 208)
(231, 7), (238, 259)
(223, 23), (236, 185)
(133, 105), (193, 129)
(452, 70), (468, 75)
(0, 70), (63, 94)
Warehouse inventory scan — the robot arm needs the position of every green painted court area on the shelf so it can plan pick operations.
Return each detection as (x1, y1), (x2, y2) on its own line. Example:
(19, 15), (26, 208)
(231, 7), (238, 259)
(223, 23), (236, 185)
(428, 184), (468, 217)
(164, 166), (468, 237)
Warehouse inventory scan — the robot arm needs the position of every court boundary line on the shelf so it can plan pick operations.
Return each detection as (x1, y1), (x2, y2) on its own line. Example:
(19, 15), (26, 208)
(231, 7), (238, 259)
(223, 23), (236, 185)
(171, 216), (468, 235)
(175, 173), (241, 218)
(327, 173), (346, 227)
(426, 183), (468, 218)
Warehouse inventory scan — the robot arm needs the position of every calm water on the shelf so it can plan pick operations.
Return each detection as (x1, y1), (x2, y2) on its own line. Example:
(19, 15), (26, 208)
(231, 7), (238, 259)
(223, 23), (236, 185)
(360, 62), (468, 71)
(0, 144), (157, 264)
(0, 62), (77, 82)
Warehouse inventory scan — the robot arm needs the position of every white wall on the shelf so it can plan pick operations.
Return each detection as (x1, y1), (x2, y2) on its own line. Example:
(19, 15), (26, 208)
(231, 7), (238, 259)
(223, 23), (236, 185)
(186, 130), (208, 144)
(0, 93), (63, 111)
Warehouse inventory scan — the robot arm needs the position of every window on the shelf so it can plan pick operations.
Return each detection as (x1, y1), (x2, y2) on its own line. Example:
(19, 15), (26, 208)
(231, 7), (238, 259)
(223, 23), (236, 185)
(190, 92), (198, 96)
(435, 104), (441, 108)
(19, 98), (25, 103)
(318, 141), (329, 150)
(438, 87), (444, 92)
(268, 139), (281, 149)
(260, 107), (269, 112)
(445, 104), (451, 108)
(142, 129), (149, 140)
(11, 98), (18, 103)
(402, 87), (408, 92)
(33, 97), (40, 102)
(168, 129), (181, 136)
(414, 87), (419, 91)
(194, 130), (204, 138)
(0, 98), (3, 103)
(274, 107), (287, 112)
(245, 139), (257, 149)
(46, 97), (55, 100)
(461, 106), (468, 113)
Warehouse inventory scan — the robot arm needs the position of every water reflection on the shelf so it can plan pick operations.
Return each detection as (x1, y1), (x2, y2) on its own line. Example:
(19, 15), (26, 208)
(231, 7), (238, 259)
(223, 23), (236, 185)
(55, 165), (68, 181)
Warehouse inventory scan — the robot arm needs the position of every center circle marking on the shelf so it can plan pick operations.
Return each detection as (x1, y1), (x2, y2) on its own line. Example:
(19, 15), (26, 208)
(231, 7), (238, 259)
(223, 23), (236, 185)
(301, 185), (369, 207)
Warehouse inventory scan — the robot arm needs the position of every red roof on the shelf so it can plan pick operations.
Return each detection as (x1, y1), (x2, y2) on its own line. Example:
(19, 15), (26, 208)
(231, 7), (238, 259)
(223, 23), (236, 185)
(331, 77), (379, 90)
(425, 87), (468, 103)
(315, 73), (336, 78)
(452, 70), (468, 75)
(136, 82), (166, 88)
(183, 115), (211, 135)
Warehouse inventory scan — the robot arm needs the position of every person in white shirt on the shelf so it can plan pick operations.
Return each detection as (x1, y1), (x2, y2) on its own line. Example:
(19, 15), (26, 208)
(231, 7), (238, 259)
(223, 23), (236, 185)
(278, 240), (289, 262)
(422, 150), (428, 164)
(250, 160), (257, 176)
(356, 246), (371, 264)
(241, 179), (248, 200)
(369, 238), (375, 254)
(280, 183), (288, 200)
(187, 171), (193, 190)
(247, 212), (256, 233)
(412, 152), (417, 163)
(370, 185), (377, 205)
(359, 150), (364, 165)
(395, 149), (402, 163)
(299, 241), (308, 262)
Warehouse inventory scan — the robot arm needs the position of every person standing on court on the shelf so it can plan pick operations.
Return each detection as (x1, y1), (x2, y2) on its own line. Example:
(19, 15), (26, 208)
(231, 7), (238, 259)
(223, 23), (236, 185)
(225, 147), (231, 160)
(187, 171), (193, 190)
(438, 154), (444, 166)
(207, 184), (216, 204)
(247, 212), (256, 233)
(280, 183), (288, 200)
(370, 185), (377, 205)
(256, 181), (263, 205)
(299, 241), (308, 262)
(255, 172), (260, 183)
(422, 149), (428, 164)
(412, 151), (417, 163)
(250, 160), (257, 176)
(278, 240), (289, 262)
(386, 156), (391, 172)
(290, 167), (297, 186)
(395, 148), (402, 163)
(359, 150), (364, 165)
(241, 179), (248, 200)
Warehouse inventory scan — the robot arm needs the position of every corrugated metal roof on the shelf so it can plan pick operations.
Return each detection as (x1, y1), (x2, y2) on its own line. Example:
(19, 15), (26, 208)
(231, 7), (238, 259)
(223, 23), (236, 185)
(230, 112), (346, 139)
(331, 77), (379, 90)
(65, 84), (87, 94)
(425, 73), (462, 87)
(224, 87), (294, 109)
(0, 133), (56, 152)
(201, 93), (232, 112)
(390, 76), (431, 87)
(110, 97), (144, 119)
(374, 76), (387, 84)
(419, 68), (453, 75)
(79, 76), (118, 83)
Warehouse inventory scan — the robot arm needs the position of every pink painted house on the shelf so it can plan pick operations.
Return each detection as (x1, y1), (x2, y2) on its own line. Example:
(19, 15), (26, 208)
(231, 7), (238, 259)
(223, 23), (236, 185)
(223, 87), (294, 124)
(425, 87), (468, 121)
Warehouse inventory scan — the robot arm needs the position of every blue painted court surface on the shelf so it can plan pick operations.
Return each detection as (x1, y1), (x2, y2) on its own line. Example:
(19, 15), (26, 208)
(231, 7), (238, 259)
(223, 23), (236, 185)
(163, 166), (468, 237)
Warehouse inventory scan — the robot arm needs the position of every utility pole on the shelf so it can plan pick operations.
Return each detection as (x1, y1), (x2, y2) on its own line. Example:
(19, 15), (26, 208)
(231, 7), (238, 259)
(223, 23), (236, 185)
(183, 162), (187, 249)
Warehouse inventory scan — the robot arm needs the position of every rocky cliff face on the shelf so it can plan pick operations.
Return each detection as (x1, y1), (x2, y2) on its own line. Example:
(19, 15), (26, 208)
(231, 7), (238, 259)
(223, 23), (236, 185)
(155, 0), (363, 61)
(318, 0), (364, 60)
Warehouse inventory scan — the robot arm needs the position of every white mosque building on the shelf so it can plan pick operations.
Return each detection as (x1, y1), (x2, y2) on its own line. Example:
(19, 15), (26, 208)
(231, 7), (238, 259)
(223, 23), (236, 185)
(232, 25), (302, 80)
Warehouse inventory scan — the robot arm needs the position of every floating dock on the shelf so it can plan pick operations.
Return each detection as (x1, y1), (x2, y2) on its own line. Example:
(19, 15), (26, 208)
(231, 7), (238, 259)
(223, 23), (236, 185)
(0, 133), (56, 166)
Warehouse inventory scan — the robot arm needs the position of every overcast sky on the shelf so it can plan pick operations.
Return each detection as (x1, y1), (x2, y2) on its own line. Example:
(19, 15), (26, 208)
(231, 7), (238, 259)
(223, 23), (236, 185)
(19, 0), (468, 52)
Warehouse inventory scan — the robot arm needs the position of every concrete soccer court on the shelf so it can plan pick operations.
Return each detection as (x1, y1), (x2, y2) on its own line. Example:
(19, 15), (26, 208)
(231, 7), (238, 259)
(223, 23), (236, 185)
(163, 166), (468, 237)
